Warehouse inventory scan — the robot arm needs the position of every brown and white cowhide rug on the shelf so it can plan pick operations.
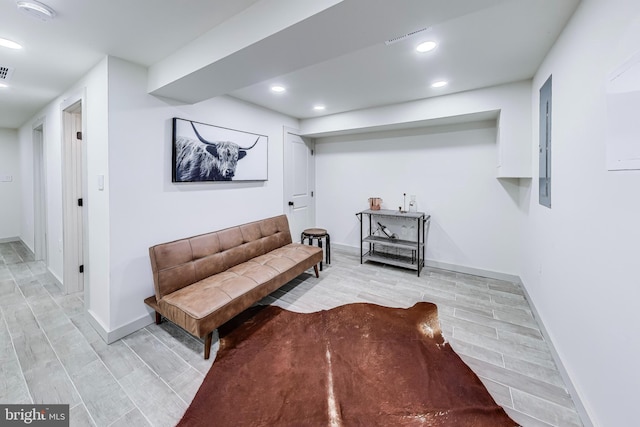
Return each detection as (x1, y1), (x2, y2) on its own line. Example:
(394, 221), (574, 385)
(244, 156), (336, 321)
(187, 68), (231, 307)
(178, 302), (517, 427)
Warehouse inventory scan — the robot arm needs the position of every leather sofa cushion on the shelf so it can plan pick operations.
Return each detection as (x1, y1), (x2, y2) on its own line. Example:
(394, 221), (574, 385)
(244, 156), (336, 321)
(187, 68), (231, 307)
(158, 242), (323, 336)
(252, 244), (324, 272)
(160, 271), (258, 323)
(149, 215), (293, 299)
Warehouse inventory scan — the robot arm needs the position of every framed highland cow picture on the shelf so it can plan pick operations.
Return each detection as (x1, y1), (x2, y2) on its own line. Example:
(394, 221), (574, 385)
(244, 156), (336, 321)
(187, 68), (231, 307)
(172, 118), (268, 182)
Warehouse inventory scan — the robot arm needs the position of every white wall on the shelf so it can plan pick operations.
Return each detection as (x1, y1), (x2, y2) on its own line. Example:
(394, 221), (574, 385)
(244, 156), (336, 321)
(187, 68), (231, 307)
(301, 80), (533, 178)
(16, 55), (299, 339)
(315, 121), (522, 276)
(522, 1), (640, 425)
(106, 57), (298, 332)
(0, 128), (21, 240)
(18, 58), (110, 319)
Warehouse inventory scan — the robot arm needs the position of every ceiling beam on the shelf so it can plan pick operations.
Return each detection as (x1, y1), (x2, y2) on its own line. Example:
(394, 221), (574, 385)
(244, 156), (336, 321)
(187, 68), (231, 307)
(147, 0), (344, 102)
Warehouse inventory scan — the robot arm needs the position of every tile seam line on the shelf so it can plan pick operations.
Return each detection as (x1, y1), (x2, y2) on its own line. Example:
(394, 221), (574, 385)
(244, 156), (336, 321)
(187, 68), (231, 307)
(38, 268), (144, 427)
(122, 328), (194, 406)
(0, 305), (34, 404)
(9, 266), (99, 427)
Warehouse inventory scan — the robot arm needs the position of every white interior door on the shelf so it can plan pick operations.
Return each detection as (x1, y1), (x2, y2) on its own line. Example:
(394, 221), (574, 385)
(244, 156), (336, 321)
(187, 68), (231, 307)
(283, 129), (315, 240)
(33, 125), (47, 262)
(62, 102), (84, 294)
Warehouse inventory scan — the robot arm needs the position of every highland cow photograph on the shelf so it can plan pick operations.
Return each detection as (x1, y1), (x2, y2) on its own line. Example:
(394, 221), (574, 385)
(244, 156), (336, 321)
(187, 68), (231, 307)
(172, 118), (268, 182)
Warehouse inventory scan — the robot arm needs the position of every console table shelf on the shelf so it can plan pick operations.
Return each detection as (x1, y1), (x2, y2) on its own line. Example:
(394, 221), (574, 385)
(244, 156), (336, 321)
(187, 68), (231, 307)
(356, 209), (431, 276)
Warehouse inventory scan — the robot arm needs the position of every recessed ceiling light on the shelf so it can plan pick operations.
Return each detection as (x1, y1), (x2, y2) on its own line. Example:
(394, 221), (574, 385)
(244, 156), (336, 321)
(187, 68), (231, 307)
(313, 105), (326, 111)
(431, 80), (448, 88)
(416, 41), (437, 53)
(270, 85), (286, 93)
(16, 1), (56, 21)
(0, 38), (22, 50)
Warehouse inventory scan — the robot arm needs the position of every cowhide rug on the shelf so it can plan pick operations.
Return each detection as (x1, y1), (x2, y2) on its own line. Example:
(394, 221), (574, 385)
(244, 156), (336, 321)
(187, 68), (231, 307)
(178, 302), (518, 427)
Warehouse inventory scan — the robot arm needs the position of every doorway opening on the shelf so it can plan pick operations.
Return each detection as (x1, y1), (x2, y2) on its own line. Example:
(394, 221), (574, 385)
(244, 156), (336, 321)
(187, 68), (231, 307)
(62, 99), (85, 295)
(283, 128), (315, 239)
(33, 123), (47, 263)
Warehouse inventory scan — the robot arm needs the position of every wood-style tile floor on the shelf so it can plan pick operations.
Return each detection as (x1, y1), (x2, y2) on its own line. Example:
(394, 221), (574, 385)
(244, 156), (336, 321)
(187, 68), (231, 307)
(0, 241), (583, 426)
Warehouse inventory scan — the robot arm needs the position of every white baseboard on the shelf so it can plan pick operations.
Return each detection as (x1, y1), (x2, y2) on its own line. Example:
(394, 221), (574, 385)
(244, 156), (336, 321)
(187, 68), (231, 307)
(9, 237), (64, 291)
(425, 259), (520, 283)
(49, 270), (63, 288)
(106, 312), (155, 344)
(86, 309), (109, 343)
(87, 309), (155, 344)
(0, 236), (20, 243)
(18, 237), (35, 254)
(518, 278), (594, 427)
(47, 268), (64, 293)
(331, 242), (359, 255)
(332, 243), (519, 282)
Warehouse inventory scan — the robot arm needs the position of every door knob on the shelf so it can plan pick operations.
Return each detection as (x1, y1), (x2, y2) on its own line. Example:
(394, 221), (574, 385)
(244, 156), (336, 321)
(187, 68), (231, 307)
(288, 201), (294, 206)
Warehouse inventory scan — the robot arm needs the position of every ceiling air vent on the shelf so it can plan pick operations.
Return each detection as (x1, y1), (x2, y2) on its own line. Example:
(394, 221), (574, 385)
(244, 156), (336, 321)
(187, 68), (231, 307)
(385, 27), (430, 46)
(0, 66), (15, 81)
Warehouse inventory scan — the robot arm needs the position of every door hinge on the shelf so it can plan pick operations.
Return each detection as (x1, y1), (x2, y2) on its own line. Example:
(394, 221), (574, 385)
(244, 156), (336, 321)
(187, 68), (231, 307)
(311, 149), (314, 156)
(76, 131), (82, 140)
(77, 198), (83, 207)
(311, 191), (314, 197)
(79, 265), (84, 273)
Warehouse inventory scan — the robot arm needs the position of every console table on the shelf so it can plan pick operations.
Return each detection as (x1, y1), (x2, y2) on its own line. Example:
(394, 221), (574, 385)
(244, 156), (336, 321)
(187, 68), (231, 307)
(356, 209), (430, 276)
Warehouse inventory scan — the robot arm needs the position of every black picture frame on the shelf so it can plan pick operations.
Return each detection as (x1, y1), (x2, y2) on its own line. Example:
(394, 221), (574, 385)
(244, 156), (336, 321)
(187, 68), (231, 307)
(172, 117), (268, 182)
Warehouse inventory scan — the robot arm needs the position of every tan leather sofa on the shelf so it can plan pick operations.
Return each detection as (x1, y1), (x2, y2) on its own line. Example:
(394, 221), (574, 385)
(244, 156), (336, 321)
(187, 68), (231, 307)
(144, 214), (323, 359)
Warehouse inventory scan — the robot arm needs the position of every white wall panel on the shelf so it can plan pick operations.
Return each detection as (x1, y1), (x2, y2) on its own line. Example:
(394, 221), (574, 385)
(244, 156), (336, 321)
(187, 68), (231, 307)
(0, 128), (20, 239)
(107, 57), (298, 331)
(522, 1), (640, 425)
(18, 58), (109, 320)
(315, 121), (522, 276)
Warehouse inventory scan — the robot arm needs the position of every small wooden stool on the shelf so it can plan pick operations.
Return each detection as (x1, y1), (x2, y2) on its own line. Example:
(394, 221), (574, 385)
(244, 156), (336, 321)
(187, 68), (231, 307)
(301, 228), (330, 271)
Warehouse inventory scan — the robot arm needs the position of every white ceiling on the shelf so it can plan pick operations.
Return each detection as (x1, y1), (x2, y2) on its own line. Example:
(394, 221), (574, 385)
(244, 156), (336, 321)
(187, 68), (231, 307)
(0, 0), (580, 129)
(0, 0), (261, 128)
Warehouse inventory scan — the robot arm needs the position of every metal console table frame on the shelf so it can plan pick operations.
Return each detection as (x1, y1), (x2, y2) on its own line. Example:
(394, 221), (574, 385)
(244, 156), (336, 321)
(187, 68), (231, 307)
(356, 209), (431, 276)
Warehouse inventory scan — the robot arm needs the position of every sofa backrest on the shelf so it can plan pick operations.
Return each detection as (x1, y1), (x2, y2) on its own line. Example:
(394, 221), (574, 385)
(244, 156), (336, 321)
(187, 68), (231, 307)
(149, 215), (293, 300)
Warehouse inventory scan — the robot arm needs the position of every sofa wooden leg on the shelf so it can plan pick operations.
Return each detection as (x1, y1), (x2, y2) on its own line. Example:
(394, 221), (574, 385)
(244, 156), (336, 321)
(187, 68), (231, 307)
(155, 311), (162, 325)
(314, 264), (319, 278)
(204, 332), (213, 360)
